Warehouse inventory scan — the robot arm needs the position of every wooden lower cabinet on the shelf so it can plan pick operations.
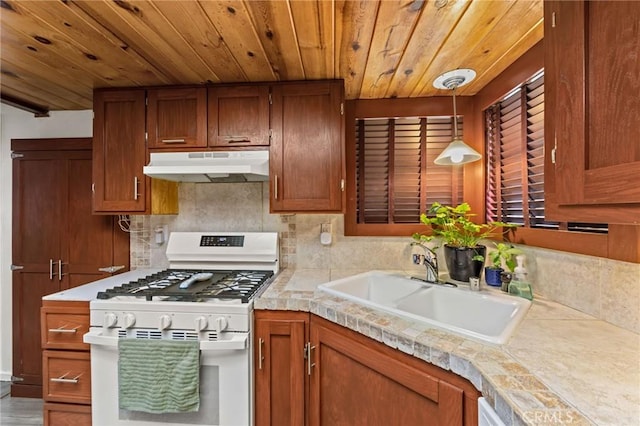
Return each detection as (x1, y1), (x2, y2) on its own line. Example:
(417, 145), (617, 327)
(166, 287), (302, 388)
(254, 311), (479, 426)
(41, 301), (91, 425)
(254, 310), (309, 426)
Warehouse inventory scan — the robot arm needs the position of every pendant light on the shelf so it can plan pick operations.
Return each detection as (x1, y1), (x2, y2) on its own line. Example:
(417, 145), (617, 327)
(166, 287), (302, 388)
(433, 69), (481, 165)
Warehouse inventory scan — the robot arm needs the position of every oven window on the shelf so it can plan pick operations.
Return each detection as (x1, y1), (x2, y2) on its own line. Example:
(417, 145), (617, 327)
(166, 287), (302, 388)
(119, 366), (220, 425)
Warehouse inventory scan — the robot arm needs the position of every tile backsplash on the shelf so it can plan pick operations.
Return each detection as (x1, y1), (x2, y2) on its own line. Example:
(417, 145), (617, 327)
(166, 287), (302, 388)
(128, 182), (640, 334)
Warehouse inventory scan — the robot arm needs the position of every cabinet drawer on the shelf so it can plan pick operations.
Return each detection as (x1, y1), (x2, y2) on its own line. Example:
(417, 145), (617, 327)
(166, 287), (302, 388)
(44, 402), (92, 426)
(43, 350), (91, 404)
(41, 305), (89, 350)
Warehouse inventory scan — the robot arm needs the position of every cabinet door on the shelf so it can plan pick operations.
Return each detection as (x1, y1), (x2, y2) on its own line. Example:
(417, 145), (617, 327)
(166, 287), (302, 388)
(254, 311), (308, 426)
(147, 87), (207, 149)
(270, 82), (344, 212)
(545, 1), (640, 222)
(309, 316), (467, 426)
(208, 85), (270, 147)
(64, 156), (127, 289)
(92, 90), (147, 213)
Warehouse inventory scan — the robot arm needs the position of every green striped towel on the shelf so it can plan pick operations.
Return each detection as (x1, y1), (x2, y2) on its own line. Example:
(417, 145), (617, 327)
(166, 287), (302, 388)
(118, 339), (200, 414)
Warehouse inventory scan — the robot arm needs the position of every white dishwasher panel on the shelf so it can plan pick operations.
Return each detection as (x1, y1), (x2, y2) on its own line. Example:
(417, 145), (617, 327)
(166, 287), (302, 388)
(478, 397), (506, 426)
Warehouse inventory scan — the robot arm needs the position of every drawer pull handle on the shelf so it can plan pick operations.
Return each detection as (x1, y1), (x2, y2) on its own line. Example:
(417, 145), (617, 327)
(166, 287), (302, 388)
(223, 136), (251, 144)
(161, 138), (186, 143)
(49, 326), (79, 334)
(258, 338), (264, 370)
(50, 373), (81, 384)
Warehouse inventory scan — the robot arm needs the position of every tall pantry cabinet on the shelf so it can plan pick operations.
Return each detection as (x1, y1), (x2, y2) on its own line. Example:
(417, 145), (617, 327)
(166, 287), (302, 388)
(11, 138), (129, 398)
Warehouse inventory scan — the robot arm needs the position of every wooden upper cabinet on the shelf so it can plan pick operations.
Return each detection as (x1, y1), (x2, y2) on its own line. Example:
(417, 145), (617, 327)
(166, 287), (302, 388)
(147, 87), (207, 149)
(545, 1), (640, 223)
(93, 89), (178, 215)
(208, 85), (271, 147)
(270, 81), (345, 213)
(93, 90), (147, 213)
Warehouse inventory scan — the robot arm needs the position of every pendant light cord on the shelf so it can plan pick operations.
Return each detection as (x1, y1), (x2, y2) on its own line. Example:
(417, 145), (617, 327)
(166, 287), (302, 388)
(452, 85), (458, 139)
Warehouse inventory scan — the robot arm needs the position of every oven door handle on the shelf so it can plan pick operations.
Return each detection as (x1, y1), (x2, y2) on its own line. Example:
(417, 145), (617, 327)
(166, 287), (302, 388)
(200, 334), (247, 351)
(84, 329), (115, 347)
(83, 329), (248, 351)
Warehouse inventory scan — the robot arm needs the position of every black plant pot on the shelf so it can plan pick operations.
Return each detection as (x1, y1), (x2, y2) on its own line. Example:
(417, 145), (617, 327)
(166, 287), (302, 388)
(443, 245), (486, 282)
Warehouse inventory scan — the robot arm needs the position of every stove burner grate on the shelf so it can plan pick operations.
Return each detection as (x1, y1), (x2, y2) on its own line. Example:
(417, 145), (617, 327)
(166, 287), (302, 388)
(96, 269), (274, 302)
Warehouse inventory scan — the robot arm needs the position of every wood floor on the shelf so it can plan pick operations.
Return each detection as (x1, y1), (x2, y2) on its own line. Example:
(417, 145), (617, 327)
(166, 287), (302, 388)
(0, 382), (43, 426)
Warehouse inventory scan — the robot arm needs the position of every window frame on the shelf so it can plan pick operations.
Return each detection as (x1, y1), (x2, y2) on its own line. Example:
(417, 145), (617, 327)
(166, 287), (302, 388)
(345, 96), (483, 236)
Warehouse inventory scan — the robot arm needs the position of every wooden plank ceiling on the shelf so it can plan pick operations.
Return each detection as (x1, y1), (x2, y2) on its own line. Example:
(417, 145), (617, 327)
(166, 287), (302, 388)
(0, 0), (543, 112)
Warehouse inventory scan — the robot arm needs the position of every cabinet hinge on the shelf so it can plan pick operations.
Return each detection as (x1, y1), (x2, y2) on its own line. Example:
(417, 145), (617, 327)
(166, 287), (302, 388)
(340, 102), (344, 116)
(10, 152), (24, 159)
(268, 93), (273, 105)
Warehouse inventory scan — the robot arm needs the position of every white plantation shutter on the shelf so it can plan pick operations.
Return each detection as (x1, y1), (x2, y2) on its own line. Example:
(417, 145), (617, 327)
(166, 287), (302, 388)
(355, 116), (463, 224)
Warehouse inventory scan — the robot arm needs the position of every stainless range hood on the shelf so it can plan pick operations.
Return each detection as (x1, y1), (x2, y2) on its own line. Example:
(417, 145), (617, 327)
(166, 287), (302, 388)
(143, 151), (269, 183)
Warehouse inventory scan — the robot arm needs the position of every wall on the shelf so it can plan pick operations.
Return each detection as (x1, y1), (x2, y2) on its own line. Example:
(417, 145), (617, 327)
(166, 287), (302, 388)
(0, 104), (92, 380)
(136, 183), (640, 335)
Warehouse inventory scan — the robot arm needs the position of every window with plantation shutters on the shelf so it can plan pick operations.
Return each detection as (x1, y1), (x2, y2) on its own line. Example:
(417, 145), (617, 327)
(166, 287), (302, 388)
(355, 116), (463, 224)
(485, 72), (607, 233)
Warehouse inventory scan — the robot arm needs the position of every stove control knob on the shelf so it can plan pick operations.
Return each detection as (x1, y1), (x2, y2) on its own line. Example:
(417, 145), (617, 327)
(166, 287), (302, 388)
(194, 316), (208, 332)
(104, 312), (118, 328)
(214, 317), (228, 333)
(123, 313), (136, 329)
(159, 315), (172, 330)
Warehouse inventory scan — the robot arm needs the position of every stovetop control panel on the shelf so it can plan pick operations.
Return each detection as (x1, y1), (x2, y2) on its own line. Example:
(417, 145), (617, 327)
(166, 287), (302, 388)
(200, 235), (244, 247)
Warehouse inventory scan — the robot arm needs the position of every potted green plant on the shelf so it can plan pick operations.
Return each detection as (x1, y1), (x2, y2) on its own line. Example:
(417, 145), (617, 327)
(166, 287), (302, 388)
(484, 242), (523, 287)
(412, 202), (516, 282)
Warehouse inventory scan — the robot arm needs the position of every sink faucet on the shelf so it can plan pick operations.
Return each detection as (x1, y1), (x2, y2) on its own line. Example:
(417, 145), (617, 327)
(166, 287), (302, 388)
(411, 242), (439, 284)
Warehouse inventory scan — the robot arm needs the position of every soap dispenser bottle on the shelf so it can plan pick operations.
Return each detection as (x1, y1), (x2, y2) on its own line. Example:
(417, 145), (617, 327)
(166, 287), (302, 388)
(513, 255), (527, 281)
(509, 255), (533, 300)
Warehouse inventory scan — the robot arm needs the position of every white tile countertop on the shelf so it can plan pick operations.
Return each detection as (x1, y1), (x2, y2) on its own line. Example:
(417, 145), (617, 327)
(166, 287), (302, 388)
(255, 268), (640, 426)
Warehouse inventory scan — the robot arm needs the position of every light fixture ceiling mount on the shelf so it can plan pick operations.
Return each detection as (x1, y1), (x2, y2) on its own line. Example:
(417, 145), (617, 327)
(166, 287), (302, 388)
(433, 68), (476, 90)
(432, 68), (481, 166)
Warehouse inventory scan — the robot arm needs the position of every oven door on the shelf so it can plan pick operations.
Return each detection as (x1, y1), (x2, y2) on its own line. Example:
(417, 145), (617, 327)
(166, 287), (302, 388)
(84, 328), (252, 426)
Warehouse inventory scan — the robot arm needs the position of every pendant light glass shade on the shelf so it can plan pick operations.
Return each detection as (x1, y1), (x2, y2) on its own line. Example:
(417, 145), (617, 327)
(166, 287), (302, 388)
(433, 69), (481, 166)
(434, 138), (482, 165)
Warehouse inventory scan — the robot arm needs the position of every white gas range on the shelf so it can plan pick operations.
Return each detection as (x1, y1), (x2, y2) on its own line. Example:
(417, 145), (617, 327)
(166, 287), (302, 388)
(83, 231), (278, 426)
